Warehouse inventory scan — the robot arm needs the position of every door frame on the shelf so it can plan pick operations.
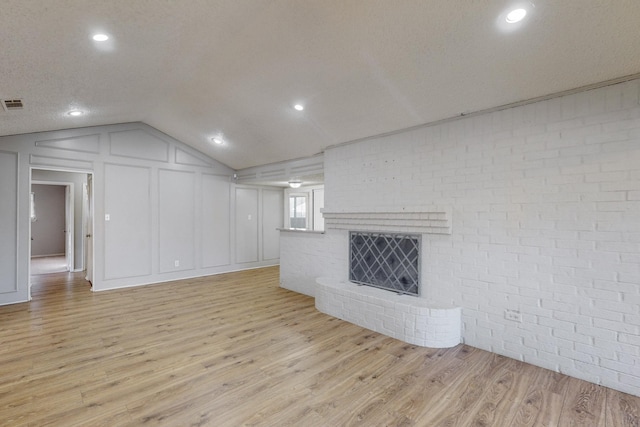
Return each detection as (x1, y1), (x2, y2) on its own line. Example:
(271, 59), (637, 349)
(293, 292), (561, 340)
(29, 167), (94, 298)
(84, 174), (93, 285)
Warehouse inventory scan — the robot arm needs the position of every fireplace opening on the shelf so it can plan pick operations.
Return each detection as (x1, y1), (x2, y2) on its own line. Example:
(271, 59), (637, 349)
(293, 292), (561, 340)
(349, 231), (421, 296)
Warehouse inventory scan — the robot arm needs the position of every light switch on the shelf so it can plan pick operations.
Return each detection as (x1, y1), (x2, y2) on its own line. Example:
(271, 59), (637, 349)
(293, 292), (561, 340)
(247, 214), (252, 220)
(105, 214), (110, 221)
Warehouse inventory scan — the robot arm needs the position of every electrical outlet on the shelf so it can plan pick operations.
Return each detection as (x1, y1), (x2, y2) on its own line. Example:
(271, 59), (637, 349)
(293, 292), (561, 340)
(174, 260), (180, 267)
(504, 309), (522, 323)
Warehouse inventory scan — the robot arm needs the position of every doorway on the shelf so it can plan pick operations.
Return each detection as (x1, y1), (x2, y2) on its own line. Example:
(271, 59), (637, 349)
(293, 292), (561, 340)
(29, 169), (94, 295)
(30, 182), (71, 273)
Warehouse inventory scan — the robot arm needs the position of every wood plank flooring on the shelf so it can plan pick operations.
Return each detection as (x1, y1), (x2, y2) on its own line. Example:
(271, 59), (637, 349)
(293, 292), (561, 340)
(1, 266), (638, 426)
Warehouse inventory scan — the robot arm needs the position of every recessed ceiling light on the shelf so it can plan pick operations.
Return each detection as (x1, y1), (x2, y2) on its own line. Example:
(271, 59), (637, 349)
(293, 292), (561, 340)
(67, 110), (83, 116)
(92, 34), (109, 42)
(294, 104), (304, 111)
(505, 8), (527, 23)
(211, 137), (223, 145)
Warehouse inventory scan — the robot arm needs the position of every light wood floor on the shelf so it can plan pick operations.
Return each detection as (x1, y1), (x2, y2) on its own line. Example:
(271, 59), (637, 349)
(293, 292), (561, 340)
(1, 267), (638, 426)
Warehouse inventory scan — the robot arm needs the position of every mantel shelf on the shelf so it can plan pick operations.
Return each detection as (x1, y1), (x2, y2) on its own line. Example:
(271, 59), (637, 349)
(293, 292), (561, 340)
(321, 208), (451, 235)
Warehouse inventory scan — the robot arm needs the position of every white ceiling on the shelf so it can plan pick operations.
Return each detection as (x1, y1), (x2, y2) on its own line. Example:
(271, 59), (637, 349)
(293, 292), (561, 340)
(1, 1), (639, 170)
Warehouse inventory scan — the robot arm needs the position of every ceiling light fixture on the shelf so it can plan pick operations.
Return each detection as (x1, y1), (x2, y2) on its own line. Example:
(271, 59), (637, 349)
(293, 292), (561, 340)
(211, 137), (223, 145)
(293, 104), (304, 111)
(505, 8), (527, 23)
(92, 34), (109, 42)
(288, 180), (302, 188)
(67, 110), (83, 116)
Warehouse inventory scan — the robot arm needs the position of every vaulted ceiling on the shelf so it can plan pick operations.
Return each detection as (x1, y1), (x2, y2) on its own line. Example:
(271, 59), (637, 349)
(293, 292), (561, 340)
(1, 1), (639, 170)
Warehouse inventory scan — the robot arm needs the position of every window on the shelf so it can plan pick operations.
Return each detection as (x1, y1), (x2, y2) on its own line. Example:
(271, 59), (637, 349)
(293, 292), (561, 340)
(284, 185), (324, 231)
(289, 195), (307, 229)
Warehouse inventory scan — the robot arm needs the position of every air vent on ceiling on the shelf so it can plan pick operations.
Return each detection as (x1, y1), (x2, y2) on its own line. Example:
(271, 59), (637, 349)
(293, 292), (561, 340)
(3, 99), (24, 111)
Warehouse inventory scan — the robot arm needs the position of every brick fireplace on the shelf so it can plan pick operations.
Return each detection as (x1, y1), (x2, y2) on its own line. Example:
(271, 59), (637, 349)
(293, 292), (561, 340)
(280, 78), (640, 396)
(313, 208), (462, 348)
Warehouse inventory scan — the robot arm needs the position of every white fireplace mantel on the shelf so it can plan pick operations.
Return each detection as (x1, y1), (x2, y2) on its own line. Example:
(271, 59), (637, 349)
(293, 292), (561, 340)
(321, 207), (451, 234)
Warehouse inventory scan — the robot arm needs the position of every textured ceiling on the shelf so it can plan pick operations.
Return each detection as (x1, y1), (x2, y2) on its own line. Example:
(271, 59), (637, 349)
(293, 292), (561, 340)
(1, 0), (640, 170)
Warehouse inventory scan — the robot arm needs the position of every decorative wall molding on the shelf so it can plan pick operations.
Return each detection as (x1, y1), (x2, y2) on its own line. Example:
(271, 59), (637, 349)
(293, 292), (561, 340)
(175, 147), (213, 167)
(30, 154), (93, 170)
(35, 134), (100, 154)
(109, 129), (169, 162)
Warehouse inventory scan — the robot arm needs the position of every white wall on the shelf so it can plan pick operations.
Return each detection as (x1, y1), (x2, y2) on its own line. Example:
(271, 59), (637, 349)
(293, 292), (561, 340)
(290, 79), (640, 396)
(30, 184), (66, 257)
(0, 122), (281, 304)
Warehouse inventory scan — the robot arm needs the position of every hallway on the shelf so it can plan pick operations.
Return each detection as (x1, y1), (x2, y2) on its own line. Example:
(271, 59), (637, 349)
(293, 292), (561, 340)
(30, 255), (68, 275)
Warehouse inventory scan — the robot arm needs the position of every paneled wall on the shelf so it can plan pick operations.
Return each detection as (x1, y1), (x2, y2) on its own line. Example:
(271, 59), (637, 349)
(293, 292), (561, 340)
(235, 188), (259, 264)
(0, 122), (282, 305)
(104, 164), (152, 279)
(0, 151), (18, 296)
(234, 187), (284, 265)
(158, 170), (196, 273)
(201, 173), (231, 267)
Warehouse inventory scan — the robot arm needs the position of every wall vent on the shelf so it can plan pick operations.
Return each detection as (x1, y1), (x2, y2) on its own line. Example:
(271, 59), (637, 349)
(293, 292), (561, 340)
(3, 99), (24, 111)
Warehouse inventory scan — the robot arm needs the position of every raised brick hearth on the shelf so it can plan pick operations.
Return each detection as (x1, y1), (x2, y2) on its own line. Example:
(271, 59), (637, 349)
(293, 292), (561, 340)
(316, 277), (461, 348)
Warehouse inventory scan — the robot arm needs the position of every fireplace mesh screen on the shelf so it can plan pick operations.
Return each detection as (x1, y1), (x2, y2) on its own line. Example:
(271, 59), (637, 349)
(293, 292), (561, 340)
(349, 232), (420, 296)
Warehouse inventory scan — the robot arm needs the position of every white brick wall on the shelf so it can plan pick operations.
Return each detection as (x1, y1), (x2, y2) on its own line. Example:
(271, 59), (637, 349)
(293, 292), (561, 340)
(279, 230), (346, 297)
(279, 231), (326, 297)
(317, 79), (640, 396)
